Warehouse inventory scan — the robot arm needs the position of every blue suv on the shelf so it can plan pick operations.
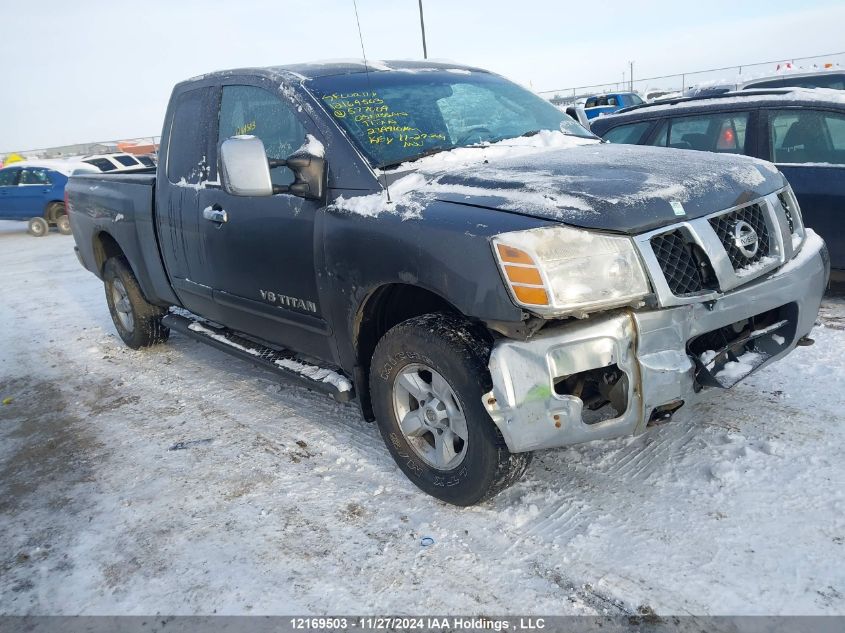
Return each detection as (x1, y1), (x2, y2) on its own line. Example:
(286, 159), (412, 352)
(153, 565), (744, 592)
(584, 92), (644, 120)
(590, 88), (845, 272)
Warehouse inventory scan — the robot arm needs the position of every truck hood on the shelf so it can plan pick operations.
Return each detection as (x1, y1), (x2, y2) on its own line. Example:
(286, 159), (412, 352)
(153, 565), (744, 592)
(411, 143), (786, 234)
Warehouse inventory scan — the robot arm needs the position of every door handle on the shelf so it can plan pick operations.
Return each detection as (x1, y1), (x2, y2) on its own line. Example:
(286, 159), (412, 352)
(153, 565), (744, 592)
(203, 206), (228, 224)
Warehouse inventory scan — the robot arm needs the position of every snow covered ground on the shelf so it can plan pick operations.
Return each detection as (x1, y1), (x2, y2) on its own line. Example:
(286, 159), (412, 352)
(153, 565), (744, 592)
(1, 220), (844, 616)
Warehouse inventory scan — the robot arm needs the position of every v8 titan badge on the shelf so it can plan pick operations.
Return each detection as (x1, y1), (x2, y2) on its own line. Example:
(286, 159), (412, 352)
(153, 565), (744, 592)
(670, 200), (686, 216)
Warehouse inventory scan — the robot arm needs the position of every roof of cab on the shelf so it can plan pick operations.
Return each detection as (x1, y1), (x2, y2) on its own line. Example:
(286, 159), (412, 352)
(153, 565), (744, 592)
(182, 59), (487, 86)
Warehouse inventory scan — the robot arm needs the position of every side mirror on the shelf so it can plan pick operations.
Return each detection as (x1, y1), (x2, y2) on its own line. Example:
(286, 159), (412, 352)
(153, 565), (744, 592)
(281, 151), (325, 201)
(566, 105), (591, 131)
(220, 135), (326, 201)
(220, 136), (273, 196)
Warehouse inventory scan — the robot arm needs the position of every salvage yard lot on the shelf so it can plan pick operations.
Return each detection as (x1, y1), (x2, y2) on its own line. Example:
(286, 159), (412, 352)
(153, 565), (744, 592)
(1, 220), (843, 615)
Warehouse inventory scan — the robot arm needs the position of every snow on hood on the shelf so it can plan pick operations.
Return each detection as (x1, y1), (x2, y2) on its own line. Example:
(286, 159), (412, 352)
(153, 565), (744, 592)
(332, 131), (786, 234)
(333, 131), (597, 220)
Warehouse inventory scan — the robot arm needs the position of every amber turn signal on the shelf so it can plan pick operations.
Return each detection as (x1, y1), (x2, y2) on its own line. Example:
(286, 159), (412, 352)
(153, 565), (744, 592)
(513, 286), (549, 305)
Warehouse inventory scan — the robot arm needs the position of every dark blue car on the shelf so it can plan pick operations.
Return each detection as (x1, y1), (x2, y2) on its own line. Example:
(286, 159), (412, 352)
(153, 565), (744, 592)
(590, 88), (845, 271)
(0, 164), (72, 236)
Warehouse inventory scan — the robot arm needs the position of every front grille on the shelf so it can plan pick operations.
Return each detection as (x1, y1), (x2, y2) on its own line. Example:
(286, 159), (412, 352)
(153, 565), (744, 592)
(651, 230), (714, 295)
(708, 203), (770, 270)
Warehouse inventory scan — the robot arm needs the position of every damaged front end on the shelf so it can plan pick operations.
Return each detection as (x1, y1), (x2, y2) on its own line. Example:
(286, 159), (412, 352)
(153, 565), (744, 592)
(483, 189), (829, 454)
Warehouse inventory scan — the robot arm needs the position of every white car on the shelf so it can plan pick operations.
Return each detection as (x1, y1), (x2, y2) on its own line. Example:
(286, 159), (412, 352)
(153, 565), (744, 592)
(81, 153), (155, 172)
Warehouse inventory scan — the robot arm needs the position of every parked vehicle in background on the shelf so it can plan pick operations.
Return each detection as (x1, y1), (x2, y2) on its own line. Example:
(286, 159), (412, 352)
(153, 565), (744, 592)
(684, 70), (845, 99)
(0, 161), (82, 235)
(563, 104), (591, 128)
(643, 88), (681, 102)
(67, 61), (827, 505)
(741, 70), (845, 91)
(591, 88), (845, 271)
(583, 92), (644, 119)
(82, 152), (153, 172)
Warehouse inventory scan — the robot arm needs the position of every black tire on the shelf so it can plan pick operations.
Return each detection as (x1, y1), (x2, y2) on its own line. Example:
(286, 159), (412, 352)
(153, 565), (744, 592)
(103, 257), (169, 349)
(56, 215), (72, 235)
(27, 217), (49, 237)
(45, 201), (65, 225)
(369, 312), (532, 505)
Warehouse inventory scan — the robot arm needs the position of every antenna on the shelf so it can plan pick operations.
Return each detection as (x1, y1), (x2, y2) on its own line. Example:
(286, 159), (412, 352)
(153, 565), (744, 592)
(418, 0), (428, 59)
(352, 0), (391, 202)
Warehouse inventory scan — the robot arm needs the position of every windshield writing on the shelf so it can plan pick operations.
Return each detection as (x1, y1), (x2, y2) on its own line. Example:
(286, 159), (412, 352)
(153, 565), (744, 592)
(308, 71), (593, 168)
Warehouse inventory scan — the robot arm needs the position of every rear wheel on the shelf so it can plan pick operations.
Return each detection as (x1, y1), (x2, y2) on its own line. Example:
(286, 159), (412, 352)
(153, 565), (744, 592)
(45, 201), (65, 225)
(369, 312), (532, 505)
(103, 257), (169, 349)
(27, 217), (49, 237)
(56, 215), (71, 235)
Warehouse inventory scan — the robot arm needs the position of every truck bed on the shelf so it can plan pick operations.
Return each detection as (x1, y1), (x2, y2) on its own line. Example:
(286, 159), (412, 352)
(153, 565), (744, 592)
(67, 170), (179, 307)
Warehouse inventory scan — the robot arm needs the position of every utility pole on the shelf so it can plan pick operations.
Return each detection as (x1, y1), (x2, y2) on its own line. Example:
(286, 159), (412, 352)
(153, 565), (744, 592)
(418, 0), (428, 59)
(629, 60), (634, 92)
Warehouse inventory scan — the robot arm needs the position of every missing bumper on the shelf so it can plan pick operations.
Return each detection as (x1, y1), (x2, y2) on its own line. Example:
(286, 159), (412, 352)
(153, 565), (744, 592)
(688, 303), (797, 389)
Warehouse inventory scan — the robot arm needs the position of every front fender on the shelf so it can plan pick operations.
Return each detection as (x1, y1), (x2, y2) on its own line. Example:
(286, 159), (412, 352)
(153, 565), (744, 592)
(320, 197), (553, 373)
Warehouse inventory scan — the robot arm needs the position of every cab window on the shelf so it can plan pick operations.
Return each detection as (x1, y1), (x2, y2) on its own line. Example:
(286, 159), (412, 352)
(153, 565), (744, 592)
(167, 87), (215, 185)
(647, 112), (749, 153)
(0, 169), (19, 186)
(218, 85), (306, 186)
(602, 121), (653, 145)
(19, 168), (52, 185)
(770, 109), (845, 165)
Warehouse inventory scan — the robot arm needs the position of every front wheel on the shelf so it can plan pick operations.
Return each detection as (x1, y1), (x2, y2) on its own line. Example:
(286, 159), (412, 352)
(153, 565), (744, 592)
(369, 313), (532, 505)
(103, 257), (169, 349)
(27, 217), (49, 237)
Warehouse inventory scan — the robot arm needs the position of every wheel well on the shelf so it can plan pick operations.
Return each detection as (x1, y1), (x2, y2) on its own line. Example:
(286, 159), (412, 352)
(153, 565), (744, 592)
(354, 284), (461, 420)
(44, 200), (65, 223)
(92, 232), (125, 276)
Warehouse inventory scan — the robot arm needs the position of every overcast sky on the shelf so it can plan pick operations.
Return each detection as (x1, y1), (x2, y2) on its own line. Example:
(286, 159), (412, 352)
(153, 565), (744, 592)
(2, 0), (844, 151)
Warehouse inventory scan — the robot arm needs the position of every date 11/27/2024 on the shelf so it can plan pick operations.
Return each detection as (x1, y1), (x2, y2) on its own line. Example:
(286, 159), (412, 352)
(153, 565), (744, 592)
(289, 617), (547, 630)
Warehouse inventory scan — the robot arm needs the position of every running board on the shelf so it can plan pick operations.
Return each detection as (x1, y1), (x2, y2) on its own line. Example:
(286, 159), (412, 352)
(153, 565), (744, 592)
(162, 313), (354, 402)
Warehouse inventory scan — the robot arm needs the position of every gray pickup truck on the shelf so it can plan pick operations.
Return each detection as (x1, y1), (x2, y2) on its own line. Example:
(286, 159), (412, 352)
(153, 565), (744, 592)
(67, 60), (829, 505)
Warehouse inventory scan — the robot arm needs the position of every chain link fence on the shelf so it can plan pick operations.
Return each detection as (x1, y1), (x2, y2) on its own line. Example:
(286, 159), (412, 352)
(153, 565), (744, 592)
(540, 51), (845, 104)
(2, 136), (160, 162)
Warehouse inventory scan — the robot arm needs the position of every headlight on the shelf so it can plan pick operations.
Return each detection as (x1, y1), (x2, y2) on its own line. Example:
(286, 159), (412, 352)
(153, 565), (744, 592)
(492, 225), (650, 317)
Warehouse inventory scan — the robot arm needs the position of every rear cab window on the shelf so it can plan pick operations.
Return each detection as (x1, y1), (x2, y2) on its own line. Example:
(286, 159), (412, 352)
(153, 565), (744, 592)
(166, 87), (216, 184)
(769, 109), (845, 164)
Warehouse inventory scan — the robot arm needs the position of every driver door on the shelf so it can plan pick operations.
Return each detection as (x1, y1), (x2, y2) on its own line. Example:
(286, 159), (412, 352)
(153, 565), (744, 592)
(197, 82), (332, 360)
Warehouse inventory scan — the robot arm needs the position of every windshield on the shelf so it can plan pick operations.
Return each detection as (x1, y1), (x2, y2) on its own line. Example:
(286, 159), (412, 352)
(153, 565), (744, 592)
(307, 70), (594, 168)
